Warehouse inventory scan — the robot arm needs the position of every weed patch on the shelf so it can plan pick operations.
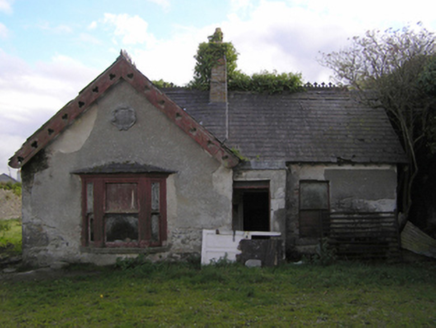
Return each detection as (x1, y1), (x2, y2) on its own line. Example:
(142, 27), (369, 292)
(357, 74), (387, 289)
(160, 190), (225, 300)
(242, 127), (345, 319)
(0, 182), (22, 197)
(0, 218), (22, 258)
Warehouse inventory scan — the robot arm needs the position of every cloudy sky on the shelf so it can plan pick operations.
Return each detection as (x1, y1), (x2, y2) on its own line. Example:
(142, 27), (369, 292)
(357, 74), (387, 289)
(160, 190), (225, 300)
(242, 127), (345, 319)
(1, 0), (436, 177)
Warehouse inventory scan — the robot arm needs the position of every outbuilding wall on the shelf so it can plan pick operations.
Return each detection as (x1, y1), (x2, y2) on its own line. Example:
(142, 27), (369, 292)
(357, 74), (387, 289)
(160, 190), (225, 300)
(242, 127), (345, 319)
(286, 164), (398, 256)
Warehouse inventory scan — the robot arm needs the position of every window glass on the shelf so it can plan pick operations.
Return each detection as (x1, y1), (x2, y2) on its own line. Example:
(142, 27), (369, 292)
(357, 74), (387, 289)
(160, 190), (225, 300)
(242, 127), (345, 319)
(86, 183), (93, 213)
(88, 214), (94, 242)
(151, 214), (160, 242)
(299, 181), (329, 238)
(300, 182), (329, 210)
(151, 182), (160, 211)
(105, 214), (138, 242)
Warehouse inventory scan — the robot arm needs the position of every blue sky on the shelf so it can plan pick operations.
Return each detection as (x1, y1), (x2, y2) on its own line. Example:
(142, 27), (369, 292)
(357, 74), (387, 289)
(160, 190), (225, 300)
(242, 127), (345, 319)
(2, 0), (436, 176)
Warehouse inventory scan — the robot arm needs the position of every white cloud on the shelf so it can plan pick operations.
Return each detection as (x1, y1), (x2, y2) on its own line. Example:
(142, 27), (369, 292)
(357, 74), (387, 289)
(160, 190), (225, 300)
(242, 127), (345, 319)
(88, 21), (97, 30)
(37, 21), (73, 34)
(0, 134), (24, 176)
(133, 25), (219, 85)
(229, 0), (254, 17)
(0, 0), (13, 14)
(296, 0), (436, 29)
(86, 1), (436, 86)
(218, 2), (351, 82)
(102, 13), (156, 46)
(147, 0), (170, 11)
(0, 49), (100, 173)
(219, 0), (436, 83)
(125, 1), (358, 85)
(78, 33), (102, 45)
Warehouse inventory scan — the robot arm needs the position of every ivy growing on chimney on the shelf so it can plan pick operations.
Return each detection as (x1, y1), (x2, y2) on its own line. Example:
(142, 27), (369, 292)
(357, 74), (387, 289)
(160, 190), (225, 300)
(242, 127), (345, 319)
(188, 28), (303, 94)
(189, 28), (238, 91)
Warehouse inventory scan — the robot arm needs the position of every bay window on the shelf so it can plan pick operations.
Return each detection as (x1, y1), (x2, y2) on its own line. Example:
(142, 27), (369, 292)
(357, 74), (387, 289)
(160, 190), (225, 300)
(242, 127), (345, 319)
(79, 174), (167, 248)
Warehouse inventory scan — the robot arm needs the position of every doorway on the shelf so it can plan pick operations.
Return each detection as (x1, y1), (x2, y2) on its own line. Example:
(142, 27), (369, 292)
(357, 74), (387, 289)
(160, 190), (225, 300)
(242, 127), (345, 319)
(233, 181), (270, 231)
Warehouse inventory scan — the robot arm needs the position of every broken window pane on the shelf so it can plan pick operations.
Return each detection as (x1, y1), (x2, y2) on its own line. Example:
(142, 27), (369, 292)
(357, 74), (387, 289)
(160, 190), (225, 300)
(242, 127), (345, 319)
(106, 183), (138, 212)
(151, 214), (160, 242)
(105, 214), (138, 243)
(151, 182), (160, 211)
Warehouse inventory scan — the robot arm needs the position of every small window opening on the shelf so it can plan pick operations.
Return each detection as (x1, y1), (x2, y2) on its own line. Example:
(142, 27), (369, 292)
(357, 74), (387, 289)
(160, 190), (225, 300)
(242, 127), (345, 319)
(299, 181), (330, 238)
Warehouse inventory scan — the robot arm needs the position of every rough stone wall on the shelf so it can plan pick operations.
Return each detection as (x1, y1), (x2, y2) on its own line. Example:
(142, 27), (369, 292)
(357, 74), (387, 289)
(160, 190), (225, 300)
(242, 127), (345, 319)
(21, 81), (233, 267)
(286, 164), (398, 256)
(0, 189), (21, 220)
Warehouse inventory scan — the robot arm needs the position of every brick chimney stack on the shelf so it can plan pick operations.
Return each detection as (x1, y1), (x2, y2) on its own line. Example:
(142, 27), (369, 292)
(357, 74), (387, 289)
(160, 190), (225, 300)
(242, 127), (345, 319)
(210, 56), (227, 103)
(209, 27), (227, 103)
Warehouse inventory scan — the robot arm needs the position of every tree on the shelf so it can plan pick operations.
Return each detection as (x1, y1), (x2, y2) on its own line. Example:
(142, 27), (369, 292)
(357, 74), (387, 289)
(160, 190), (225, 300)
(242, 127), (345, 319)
(320, 23), (436, 225)
(189, 28), (303, 93)
(229, 70), (303, 94)
(189, 28), (239, 90)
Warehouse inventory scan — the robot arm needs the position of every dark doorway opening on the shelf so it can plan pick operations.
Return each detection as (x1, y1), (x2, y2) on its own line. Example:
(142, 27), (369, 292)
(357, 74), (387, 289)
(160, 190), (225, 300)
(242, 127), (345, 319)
(243, 192), (269, 231)
(233, 181), (270, 231)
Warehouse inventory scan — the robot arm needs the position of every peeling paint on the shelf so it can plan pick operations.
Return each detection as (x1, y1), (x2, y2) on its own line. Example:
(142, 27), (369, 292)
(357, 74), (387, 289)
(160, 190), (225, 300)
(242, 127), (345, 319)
(51, 105), (97, 154)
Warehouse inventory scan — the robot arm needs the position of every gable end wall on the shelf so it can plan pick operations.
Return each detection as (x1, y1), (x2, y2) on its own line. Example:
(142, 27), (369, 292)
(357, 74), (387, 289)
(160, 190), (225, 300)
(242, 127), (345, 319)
(21, 81), (233, 266)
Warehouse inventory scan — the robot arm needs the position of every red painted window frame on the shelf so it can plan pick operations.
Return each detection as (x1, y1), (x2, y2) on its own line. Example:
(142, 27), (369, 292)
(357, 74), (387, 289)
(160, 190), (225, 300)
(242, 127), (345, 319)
(80, 173), (168, 248)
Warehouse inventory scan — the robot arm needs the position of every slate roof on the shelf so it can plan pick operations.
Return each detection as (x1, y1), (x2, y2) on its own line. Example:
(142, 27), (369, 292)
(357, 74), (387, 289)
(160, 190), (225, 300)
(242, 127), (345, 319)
(0, 173), (18, 183)
(164, 88), (407, 164)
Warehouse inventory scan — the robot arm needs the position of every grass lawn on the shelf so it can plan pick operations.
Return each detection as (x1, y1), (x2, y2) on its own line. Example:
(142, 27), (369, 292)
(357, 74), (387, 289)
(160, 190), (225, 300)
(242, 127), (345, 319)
(0, 218), (22, 258)
(1, 259), (436, 327)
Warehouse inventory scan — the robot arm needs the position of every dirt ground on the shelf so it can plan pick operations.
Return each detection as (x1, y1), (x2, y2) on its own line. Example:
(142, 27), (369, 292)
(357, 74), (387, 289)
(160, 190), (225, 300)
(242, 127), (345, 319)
(0, 189), (21, 220)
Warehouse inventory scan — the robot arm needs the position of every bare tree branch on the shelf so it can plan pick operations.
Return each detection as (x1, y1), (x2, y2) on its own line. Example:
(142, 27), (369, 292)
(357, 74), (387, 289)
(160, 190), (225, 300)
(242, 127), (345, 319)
(319, 23), (436, 225)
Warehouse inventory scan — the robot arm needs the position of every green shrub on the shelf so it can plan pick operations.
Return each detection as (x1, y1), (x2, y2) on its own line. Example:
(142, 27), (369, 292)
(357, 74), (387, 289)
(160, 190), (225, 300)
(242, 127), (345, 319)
(0, 218), (22, 255)
(0, 182), (22, 197)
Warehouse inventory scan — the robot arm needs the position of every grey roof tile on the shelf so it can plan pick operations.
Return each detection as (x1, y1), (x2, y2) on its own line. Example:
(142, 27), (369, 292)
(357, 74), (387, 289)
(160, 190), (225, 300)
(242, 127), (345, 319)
(162, 88), (407, 164)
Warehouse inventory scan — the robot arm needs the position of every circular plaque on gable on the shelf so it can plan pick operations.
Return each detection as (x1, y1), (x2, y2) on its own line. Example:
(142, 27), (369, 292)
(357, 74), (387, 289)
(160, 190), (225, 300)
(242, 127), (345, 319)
(111, 107), (136, 131)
